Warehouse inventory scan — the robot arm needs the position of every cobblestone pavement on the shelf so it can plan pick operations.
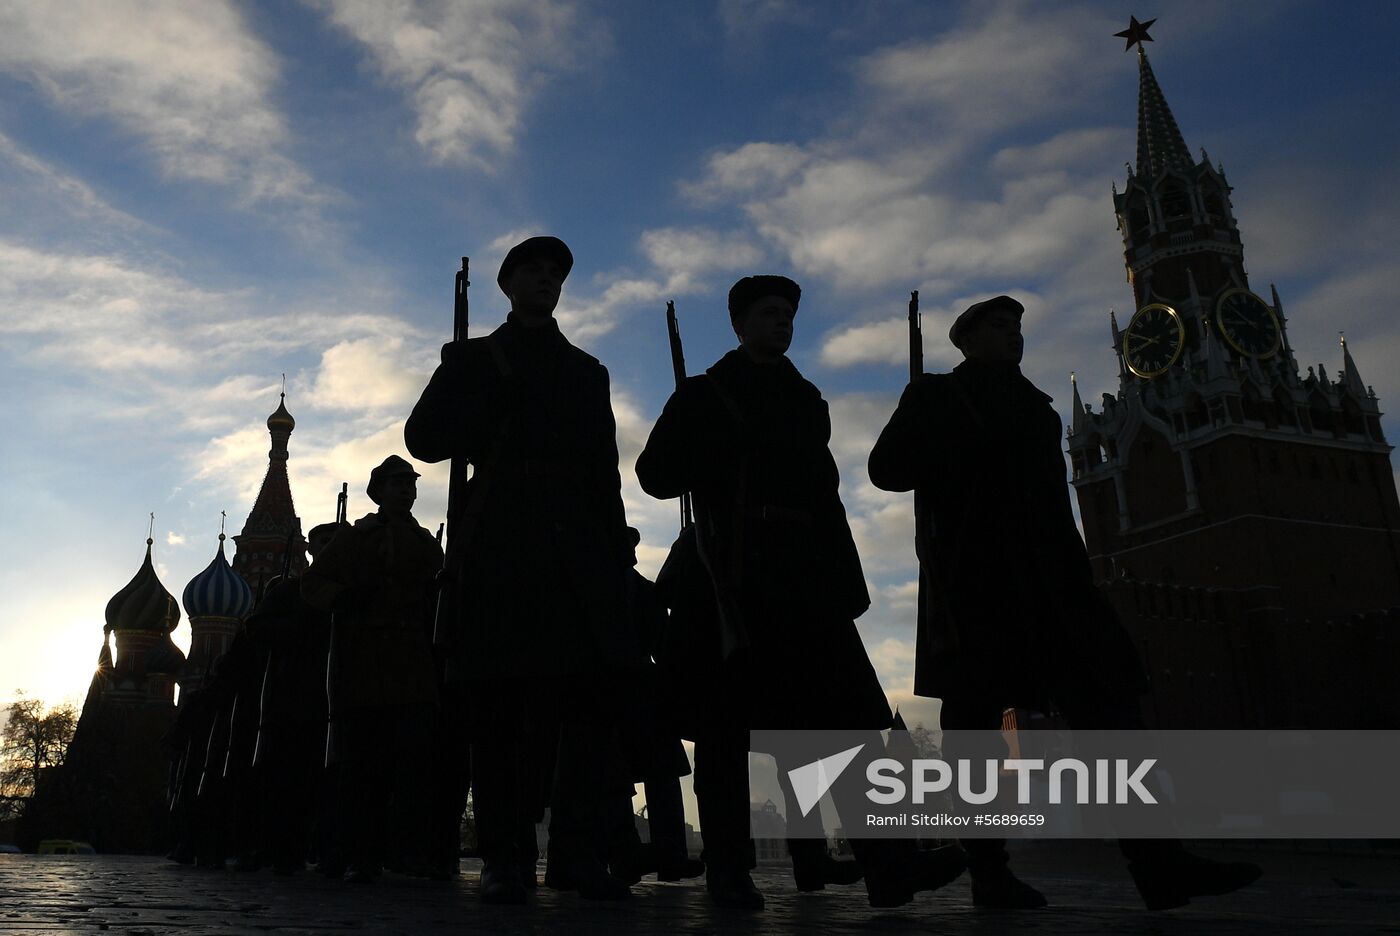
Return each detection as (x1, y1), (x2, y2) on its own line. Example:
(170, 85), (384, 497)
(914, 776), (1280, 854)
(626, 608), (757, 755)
(2, 843), (1398, 935)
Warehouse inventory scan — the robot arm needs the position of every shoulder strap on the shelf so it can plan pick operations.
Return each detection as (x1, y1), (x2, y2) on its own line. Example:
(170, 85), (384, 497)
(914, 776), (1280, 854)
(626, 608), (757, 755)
(945, 371), (987, 432)
(704, 371), (744, 425)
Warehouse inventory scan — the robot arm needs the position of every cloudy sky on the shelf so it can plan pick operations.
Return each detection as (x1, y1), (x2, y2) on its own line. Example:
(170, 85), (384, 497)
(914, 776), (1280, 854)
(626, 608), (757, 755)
(2, 0), (1397, 732)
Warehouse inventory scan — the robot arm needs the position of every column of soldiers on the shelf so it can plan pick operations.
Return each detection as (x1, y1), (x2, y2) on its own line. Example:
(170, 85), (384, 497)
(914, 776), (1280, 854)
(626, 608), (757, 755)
(163, 236), (1261, 917)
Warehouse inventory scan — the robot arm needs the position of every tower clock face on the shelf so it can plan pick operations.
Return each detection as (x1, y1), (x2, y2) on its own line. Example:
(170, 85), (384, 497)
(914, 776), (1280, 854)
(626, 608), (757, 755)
(1215, 288), (1281, 358)
(1123, 303), (1185, 379)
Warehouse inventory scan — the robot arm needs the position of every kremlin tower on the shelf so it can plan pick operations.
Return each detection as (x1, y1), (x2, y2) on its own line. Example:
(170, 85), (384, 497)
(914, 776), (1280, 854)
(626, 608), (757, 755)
(1063, 22), (1400, 727)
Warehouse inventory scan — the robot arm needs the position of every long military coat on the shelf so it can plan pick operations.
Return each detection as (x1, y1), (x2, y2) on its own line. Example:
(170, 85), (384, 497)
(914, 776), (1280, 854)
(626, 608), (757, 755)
(404, 315), (634, 680)
(867, 359), (1144, 707)
(637, 348), (891, 729)
(301, 510), (442, 717)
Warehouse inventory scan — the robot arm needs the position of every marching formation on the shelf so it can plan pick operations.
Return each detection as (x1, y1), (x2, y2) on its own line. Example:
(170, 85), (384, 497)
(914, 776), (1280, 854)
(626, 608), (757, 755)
(162, 235), (1260, 916)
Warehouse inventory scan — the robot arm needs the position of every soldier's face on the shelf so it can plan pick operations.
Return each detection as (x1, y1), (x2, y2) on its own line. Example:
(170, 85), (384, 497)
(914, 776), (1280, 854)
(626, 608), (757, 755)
(961, 309), (1024, 364)
(379, 474), (417, 513)
(505, 256), (565, 319)
(734, 295), (795, 359)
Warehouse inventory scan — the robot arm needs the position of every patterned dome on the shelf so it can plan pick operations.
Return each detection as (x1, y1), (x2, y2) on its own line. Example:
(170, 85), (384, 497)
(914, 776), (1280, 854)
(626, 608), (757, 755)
(105, 538), (180, 634)
(145, 634), (187, 676)
(182, 534), (254, 621)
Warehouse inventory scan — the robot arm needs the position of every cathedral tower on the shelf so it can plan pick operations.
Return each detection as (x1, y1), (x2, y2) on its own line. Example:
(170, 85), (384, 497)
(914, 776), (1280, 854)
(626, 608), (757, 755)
(231, 393), (308, 590)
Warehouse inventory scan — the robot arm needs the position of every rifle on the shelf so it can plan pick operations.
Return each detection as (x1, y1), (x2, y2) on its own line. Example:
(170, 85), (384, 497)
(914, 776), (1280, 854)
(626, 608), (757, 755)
(665, 300), (694, 530)
(453, 258), (470, 343)
(433, 257), (470, 649)
(908, 290), (922, 383)
(279, 530), (297, 581)
(905, 289), (957, 654)
(662, 300), (748, 659)
(335, 482), (347, 526)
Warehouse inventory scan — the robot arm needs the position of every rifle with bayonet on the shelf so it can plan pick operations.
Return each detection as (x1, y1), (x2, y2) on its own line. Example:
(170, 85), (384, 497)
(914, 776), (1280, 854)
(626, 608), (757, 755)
(905, 289), (957, 653)
(432, 258), (470, 649)
(908, 289), (930, 566)
(908, 290), (922, 383)
(665, 300), (694, 531)
(660, 300), (747, 659)
(336, 482), (347, 526)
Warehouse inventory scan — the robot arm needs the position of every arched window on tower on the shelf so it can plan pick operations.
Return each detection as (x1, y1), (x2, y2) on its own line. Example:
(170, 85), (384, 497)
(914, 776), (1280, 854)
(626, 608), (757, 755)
(1202, 187), (1229, 229)
(1160, 181), (1192, 233)
(1129, 199), (1151, 243)
(1339, 394), (1364, 436)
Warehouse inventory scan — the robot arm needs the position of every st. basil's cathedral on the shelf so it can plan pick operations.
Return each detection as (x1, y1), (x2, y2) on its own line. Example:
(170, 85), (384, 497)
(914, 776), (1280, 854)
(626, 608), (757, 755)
(20, 397), (311, 852)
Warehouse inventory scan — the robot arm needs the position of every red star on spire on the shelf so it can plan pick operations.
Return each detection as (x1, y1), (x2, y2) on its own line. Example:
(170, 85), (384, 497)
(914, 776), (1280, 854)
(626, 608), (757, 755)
(1114, 16), (1156, 52)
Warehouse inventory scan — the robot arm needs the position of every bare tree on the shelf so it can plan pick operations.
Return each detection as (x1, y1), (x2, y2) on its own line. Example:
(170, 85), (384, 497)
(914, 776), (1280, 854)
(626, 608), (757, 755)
(0, 693), (77, 822)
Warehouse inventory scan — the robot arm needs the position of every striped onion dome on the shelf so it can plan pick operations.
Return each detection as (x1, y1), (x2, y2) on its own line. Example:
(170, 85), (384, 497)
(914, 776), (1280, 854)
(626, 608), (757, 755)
(182, 534), (254, 621)
(105, 538), (181, 634)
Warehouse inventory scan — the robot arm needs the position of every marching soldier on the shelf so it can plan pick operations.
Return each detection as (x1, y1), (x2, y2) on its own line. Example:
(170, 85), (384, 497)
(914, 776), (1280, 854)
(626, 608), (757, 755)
(867, 294), (1260, 910)
(250, 520), (339, 874)
(301, 456), (443, 882)
(636, 275), (964, 910)
(405, 236), (638, 903)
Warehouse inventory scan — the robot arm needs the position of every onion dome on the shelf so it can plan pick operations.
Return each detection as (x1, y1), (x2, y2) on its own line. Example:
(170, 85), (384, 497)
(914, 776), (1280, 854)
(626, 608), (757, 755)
(183, 533), (254, 621)
(105, 537), (181, 634)
(267, 392), (295, 432)
(145, 634), (187, 676)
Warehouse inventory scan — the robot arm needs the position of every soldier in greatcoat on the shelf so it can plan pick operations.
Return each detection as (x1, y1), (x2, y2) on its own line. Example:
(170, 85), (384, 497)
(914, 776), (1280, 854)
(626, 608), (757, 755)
(301, 455), (443, 882)
(404, 236), (638, 903)
(250, 520), (339, 874)
(868, 294), (1260, 910)
(636, 275), (964, 910)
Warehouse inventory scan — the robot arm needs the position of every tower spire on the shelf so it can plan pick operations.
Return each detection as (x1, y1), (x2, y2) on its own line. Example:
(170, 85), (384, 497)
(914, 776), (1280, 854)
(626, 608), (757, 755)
(1070, 372), (1089, 436)
(231, 389), (307, 588)
(1132, 37), (1192, 178)
(1339, 333), (1368, 397)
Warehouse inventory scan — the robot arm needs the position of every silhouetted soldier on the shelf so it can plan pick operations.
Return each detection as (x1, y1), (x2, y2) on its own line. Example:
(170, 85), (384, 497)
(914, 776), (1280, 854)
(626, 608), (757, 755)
(637, 275), (964, 910)
(250, 521), (339, 874)
(191, 653), (238, 867)
(405, 236), (638, 903)
(868, 294), (1260, 910)
(302, 456), (443, 883)
(604, 527), (703, 885)
(162, 670), (218, 864)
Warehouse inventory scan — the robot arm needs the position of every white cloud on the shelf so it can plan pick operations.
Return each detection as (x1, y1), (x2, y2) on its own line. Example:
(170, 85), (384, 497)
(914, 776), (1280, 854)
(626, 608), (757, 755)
(165, 531), (186, 546)
(0, 131), (150, 232)
(682, 142), (811, 205)
(858, 5), (1119, 133)
(0, 0), (325, 205)
(308, 336), (426, 413)
(556, 226), (763, 343)
(311, 0), (590, 169)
